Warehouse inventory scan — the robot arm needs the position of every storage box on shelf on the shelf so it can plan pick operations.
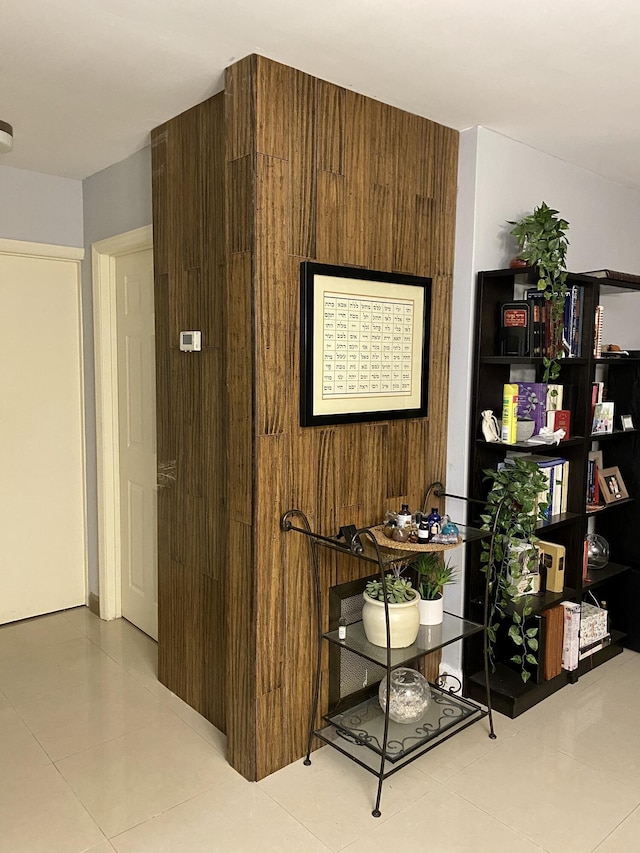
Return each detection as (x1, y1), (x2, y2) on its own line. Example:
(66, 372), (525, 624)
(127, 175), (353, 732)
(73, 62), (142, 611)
(464, 267), (637, 718)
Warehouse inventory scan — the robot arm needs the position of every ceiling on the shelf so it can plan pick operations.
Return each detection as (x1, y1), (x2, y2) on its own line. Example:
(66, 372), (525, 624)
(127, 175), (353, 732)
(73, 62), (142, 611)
(3, 0), (640, 190)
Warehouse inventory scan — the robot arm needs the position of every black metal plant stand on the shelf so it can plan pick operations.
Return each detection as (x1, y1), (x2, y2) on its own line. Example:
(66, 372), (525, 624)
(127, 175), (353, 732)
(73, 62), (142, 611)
(281, 506), (495, 818)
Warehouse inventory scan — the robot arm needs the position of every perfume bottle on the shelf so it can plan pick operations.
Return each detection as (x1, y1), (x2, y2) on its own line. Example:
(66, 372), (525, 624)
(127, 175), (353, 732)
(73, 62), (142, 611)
(426, 507), (442, 541)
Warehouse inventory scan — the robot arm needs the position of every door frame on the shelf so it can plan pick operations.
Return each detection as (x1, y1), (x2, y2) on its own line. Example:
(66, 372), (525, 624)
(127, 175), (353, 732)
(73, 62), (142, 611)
(92, 225), (153, 621)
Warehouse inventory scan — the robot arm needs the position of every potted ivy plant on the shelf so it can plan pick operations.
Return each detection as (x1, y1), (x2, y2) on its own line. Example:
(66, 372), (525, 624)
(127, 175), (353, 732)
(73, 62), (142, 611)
(411, 552), (457, 625)
(508, 202), (570, 381)
(362, 570), (420, 648)
(479, 457), (549, 683)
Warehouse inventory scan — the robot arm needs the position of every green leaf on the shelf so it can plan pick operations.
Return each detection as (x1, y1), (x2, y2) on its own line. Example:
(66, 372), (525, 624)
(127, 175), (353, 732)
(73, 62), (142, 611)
(525, 654), (537, 665)
(511, 655), (523, 664)
(522, 670), (531, 683)
(527, 638), (539, 651)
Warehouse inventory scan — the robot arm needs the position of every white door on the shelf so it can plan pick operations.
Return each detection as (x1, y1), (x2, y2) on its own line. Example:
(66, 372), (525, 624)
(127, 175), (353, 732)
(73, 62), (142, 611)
(0, 248), (86, 624)
(116, 248), (158, 639)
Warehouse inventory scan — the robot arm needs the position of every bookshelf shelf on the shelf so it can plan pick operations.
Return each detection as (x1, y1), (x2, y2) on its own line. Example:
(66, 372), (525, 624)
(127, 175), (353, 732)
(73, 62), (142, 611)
(464, 268), (635, 719)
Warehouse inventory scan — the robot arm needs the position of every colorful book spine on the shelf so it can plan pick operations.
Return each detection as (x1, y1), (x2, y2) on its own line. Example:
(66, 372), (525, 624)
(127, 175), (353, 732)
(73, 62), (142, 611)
(501, 383), (519, 444)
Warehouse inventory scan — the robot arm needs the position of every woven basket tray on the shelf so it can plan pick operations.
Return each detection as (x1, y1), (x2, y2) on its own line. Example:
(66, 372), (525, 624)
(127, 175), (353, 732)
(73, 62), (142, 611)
(369, 525), (461, 553)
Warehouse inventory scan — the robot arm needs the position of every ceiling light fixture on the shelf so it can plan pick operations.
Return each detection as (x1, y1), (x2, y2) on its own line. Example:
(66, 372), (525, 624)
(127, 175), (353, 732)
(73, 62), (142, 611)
(0, 121), (14, 153)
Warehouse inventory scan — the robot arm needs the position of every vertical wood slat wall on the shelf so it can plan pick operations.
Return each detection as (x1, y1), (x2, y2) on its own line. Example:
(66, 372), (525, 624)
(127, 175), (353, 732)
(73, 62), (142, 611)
(152, 54), (458, 782)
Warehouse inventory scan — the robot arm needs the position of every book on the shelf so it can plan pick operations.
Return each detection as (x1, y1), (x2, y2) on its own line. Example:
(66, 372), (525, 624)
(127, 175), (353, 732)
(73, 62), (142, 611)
(525, 289), (546, 357)
(543, 604), (565, 680)
(582, 269), (640, 284)
(579, 635), (612, 660)
(500, 302), (531, 356)
(516, 382), (547, 434)
(561, 601), (581, 671)
(537, 540), (565, 593)
(546, 383), (563, 412)
(592, 401), (614, 435)
(546, 409), (571, 437)
(501, 383), (519, 444)
(594, 304), (604, 358)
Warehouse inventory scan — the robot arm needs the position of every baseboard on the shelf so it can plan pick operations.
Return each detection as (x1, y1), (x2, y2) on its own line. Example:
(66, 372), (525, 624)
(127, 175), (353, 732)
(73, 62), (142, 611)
(88, 592), (100, 617)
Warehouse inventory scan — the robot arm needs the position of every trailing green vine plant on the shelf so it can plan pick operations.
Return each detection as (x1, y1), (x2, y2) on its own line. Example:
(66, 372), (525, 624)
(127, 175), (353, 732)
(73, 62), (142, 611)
(508, 202), (570, 382)
(479, 458), (549, 683)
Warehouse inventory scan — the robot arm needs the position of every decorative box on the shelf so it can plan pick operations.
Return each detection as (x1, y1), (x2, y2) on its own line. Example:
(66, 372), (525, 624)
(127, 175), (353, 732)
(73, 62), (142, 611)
(580, 602), (609, 648)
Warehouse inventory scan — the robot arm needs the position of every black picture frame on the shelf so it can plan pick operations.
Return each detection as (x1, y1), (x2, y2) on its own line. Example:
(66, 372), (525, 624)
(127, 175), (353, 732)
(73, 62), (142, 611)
(300, 262), (432, 427)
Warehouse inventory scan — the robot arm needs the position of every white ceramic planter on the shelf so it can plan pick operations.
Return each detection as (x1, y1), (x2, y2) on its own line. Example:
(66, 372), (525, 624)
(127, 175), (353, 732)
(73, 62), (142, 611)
(418, 595), (444, 626)
(362, 590), (420, 648)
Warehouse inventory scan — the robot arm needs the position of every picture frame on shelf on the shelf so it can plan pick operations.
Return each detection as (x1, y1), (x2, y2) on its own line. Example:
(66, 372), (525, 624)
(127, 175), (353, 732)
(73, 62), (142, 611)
(299, 262), (432, 427)
(621, 414), (635, 431)
(598, 466), (629, 503)
(592, 401), (615, 435)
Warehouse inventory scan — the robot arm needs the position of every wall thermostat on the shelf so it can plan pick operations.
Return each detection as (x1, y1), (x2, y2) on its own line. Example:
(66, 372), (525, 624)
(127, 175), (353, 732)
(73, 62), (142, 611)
(179, 331), (202, 352)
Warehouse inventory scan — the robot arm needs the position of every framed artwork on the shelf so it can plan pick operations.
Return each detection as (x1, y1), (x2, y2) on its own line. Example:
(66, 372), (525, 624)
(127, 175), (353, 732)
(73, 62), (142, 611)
(598, 466), (629, 503)
(299, 262), (431, 427)
(621, 414), (635, 431)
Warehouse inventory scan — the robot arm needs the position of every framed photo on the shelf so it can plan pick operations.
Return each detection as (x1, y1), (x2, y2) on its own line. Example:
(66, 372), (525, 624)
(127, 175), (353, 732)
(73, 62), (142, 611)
(592, 401), (615, 435)
(598, 466), (629, 503)
(621, 414), (635, 431)
(299, 262), (431, 427)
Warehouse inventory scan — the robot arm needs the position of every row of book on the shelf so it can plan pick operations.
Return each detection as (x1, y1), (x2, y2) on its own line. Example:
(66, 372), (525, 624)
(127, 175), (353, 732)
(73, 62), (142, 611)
(503, 452), (569, 520)
(501, 382), (573, 443)
(500, 285), (584, 359)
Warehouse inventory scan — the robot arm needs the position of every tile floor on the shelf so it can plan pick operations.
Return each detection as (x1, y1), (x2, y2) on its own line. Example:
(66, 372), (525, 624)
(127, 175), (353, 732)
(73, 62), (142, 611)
(1, 607), (640, 852)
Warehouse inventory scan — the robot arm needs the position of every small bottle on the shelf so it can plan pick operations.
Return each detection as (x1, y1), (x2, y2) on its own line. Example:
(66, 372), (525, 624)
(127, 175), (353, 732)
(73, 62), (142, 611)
(426, 507), (442, 541)
(397, 504), (412, 529)
(417, 515), (430, 543)
(338, 617), (347, 640)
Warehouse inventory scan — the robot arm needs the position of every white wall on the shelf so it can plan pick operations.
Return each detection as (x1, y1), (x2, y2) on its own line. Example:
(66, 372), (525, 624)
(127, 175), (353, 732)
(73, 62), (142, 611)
(444, 126), (640, 675)
(82, 146), (153, 596)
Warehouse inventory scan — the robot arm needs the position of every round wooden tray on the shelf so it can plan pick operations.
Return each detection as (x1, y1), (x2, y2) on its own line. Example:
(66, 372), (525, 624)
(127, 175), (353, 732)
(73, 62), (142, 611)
(369, 525), (462, 553)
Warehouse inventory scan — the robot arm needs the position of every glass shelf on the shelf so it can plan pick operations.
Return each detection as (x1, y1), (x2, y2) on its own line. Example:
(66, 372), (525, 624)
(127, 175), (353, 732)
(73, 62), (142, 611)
(324, 613), (484, 668)
(316, 683), (486, 773)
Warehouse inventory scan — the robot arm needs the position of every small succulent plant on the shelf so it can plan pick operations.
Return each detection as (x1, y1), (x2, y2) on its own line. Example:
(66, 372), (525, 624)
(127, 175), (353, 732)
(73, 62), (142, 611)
(365, 574), (416, 603)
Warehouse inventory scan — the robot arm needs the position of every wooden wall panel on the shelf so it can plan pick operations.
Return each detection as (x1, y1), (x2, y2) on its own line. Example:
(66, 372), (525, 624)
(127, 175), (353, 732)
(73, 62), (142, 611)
(153, 53), (458, 782)
(152, 94), (228, 730)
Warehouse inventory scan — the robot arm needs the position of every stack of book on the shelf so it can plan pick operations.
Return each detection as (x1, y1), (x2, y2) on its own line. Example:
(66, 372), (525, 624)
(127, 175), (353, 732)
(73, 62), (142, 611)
(500, 382), (573, 443)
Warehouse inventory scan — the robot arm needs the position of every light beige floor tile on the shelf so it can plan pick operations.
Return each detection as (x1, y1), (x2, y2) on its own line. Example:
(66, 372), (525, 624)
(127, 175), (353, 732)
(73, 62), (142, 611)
(0, 611), (84, 661)
(86, 844), (117, 852)
(595, 804), (640, 852)
(0, 689), (10, 711)
(412, 714), (509, 782)
(62, 609), (158, 685)
(0, 705), (51, 775)
(528, 695), (640, 791)
(57, 712), (241, 838)
(446, 728), (640, 852)
(13, 668), (174, 761)
(148, 680), (227, 754)
(342, 782), (544, 852)
(0, 763), (104, 853)
(111, 775), (331, 852)
(259, 746), (436, 851)
(90, 619), (158, 685)
(0, 637), (123, 704)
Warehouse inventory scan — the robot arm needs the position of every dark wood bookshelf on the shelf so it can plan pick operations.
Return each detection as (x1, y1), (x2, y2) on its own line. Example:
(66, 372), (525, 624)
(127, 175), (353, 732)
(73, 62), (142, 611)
(463, 268), (639, 718)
